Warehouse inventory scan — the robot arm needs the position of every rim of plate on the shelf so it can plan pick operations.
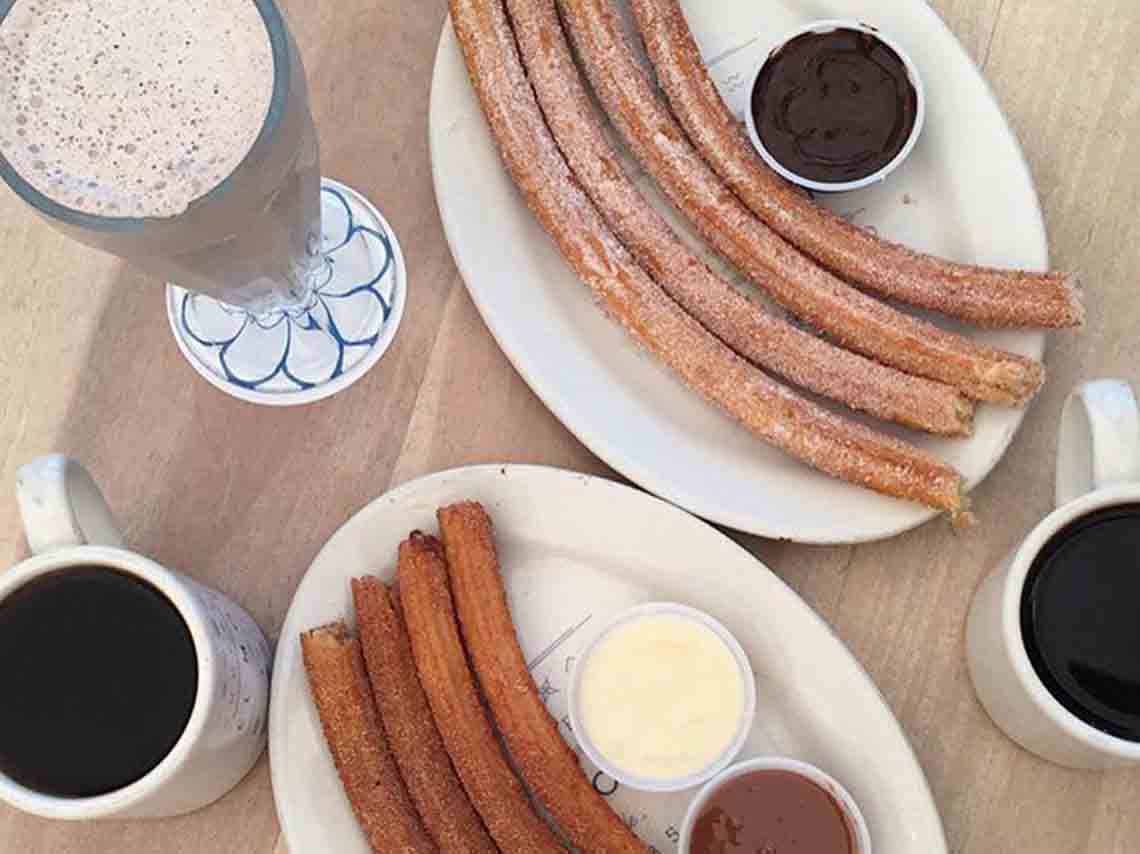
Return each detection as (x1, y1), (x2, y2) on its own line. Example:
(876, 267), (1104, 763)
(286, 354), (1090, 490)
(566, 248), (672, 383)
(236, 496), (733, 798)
(427, 9), (1048, 544)
(269, 463), (947, 852)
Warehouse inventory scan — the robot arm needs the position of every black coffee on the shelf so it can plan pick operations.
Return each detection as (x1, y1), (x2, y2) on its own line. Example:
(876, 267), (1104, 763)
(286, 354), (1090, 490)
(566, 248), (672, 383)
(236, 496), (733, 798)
(1021, 504), (1140, 741)
(0, 566), (198, 797)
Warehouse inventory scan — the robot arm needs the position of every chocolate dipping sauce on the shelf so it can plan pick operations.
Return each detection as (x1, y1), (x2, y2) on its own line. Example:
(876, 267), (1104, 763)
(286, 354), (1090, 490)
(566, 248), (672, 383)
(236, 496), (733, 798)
(752, 27), (918, 185)
(689, 769), (855, 854)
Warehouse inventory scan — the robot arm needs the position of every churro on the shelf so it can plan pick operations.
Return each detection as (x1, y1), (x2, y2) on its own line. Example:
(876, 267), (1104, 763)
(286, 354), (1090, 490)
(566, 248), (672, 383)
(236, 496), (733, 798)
(504, 0), (972, 436)
(352, 578), (497, 854)
(554, 0), (1043, 405)
(397, 532), (564, 853)
(438, 501), (648, 853)
(630, 0), (1083, 329)
(448, 0), (968, 513)
(300, 623), (437, 854)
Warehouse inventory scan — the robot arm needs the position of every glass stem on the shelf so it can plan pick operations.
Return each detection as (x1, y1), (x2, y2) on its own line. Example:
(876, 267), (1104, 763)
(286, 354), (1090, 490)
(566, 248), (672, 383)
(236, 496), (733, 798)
(244, 220), (330, 319)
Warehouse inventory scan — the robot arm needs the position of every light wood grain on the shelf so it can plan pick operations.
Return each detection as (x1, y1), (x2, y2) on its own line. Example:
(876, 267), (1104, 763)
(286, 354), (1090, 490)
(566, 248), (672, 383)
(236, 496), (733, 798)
(0, 1), (1138, 852)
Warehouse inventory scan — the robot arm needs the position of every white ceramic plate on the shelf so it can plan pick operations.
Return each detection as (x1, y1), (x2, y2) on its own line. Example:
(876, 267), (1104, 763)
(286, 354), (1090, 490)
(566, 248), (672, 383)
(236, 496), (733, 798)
(428, 0), (1050, 543)
(270, 465), (947, 852)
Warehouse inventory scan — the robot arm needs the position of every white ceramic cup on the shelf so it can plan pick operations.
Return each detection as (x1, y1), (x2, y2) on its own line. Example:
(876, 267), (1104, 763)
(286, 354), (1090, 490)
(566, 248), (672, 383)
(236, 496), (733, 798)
(0, 455), (271, 819)
(966, 379), (1140, 769)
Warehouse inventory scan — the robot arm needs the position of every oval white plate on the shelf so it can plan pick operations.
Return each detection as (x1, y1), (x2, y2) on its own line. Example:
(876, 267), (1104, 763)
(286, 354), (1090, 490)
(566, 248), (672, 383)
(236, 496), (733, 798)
(270, 465), (947, 852)
(428, 0), (1049, 543)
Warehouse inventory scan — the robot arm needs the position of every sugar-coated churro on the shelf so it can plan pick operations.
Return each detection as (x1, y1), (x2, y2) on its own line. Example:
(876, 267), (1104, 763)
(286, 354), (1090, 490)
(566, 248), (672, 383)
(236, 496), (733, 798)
(397, 532), (565, 853)
(438, 501), (648, 853)
(630, 0), (1084, 329)
(554, 0), (1043, 405)
(504, 0), (972, 436)
(352, 578), (497, 854)
(448, 0), (968, 513)
(300, 623), (437, 854)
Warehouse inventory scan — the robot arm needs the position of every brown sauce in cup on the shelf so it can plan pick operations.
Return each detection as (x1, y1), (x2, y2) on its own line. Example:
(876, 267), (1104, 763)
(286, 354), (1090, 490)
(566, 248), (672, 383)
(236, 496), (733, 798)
(752, 27), (918, 185)
(689, 769), (855, 854)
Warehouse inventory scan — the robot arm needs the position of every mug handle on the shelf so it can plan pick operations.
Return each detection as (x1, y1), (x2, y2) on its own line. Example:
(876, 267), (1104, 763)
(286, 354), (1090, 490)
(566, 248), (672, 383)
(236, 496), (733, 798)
(1056, 379), (1140, 508)
(16, 455), (125, 554)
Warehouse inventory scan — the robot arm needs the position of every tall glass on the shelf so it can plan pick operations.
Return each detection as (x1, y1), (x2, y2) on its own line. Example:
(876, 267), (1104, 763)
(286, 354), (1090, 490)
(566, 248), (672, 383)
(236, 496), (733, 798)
(0, 0), (405, 405)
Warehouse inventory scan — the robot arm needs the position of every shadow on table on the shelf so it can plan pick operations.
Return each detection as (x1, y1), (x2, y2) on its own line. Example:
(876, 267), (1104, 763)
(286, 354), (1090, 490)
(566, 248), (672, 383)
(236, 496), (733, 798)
(47, 263), (420, 631)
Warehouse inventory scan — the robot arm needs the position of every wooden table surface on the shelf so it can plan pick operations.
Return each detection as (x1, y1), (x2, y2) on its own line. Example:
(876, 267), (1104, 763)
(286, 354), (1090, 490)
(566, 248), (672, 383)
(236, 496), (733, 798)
(2, 1), (1138, 851)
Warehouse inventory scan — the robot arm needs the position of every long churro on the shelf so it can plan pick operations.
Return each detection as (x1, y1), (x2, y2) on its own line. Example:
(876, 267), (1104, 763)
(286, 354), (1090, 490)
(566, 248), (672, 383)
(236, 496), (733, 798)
(397, 533), (565, 853)
(449, 0), (967, 513)
(300, 623), (437, 854)
(554, 0), (1043, 405)
(630, 0), (1083, 329)
(438, 502), (648, 853)
(351, 578), (497, 854)
(504, 0), (972, 436)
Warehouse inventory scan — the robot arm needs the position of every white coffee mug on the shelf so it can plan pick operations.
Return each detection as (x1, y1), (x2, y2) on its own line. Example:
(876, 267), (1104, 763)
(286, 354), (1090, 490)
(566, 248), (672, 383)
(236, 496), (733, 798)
(0, 455), (271, 819)
(966, 379), (1140, 769)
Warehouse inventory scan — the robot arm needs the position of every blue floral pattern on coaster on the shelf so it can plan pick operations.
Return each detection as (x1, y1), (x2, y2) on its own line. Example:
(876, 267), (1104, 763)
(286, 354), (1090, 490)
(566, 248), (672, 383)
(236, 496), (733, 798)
(173, 182), (401, 397)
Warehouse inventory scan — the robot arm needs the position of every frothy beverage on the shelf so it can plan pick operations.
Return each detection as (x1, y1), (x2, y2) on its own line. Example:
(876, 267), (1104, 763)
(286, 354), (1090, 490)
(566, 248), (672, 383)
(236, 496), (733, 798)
(0, 0), (275, 219)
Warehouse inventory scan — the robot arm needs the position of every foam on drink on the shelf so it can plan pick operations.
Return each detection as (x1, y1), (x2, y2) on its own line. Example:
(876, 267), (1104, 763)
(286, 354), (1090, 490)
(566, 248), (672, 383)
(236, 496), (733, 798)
(0, 0), (275, 218)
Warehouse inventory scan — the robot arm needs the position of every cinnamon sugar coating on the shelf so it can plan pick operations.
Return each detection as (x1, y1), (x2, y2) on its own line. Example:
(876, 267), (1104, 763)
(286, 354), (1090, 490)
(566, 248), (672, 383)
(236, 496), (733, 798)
(555, 0), (1046, 405)
(450, 0), (968, 512)
(631, 0), (1084, 329)
(506, 0), (973, 435)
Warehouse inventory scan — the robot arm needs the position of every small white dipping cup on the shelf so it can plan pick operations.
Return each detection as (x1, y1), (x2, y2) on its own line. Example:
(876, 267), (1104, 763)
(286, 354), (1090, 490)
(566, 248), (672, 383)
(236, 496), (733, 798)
(679, 756), (872, 854)
(568, 602), (756, 793)
(745, 19), (926, 193)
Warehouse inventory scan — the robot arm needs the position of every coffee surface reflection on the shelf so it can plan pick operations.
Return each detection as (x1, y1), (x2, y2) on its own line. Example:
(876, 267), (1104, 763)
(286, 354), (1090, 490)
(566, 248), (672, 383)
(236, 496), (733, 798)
(0, 567), (199, 797)
(1022, 504), (1140, 741)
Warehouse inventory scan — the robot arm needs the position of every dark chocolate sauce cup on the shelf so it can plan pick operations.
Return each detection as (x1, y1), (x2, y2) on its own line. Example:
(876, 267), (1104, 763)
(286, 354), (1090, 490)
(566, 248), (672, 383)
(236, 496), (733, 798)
(746, 20), (926, 193)
(680, 757), (872, 854)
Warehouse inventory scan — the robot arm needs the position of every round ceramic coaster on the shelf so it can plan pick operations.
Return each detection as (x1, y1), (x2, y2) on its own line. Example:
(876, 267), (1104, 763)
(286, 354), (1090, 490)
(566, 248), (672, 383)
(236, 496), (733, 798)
(166, 178), (406, 406)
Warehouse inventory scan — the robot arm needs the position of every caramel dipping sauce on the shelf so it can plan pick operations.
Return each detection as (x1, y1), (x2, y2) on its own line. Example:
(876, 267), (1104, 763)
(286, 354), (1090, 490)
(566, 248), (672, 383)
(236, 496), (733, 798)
(689, 769), (855, 854)
(751, 26), (919, 185)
